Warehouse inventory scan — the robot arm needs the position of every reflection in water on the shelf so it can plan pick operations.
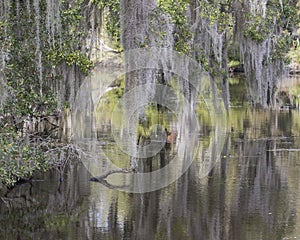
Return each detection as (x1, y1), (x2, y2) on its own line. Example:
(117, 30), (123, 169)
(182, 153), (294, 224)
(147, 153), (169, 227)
(1, 109), (300, 239)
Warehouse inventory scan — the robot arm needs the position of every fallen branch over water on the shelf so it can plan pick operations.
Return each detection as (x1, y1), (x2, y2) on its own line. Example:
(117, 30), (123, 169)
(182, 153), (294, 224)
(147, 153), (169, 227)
(267, 149), (300, 152)
(90, 169), (131, 190)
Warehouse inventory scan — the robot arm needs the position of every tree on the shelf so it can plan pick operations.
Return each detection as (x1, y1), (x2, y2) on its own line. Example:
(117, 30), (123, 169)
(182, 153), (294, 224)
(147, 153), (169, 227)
(0, 0), (93, 186)
(233, 0), (299, 108)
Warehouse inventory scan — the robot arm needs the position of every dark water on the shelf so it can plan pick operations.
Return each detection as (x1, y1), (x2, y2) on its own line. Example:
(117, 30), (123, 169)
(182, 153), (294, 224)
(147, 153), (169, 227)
(1, 108), (300, 240)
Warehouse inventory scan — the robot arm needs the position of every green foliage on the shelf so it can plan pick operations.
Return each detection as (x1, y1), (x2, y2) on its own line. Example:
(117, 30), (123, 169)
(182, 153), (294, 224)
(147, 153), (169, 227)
(157, 0), (189, 26)
(1, 10), (57, 117)
(47, 49), (93, 74)
(199, 1), (234, 33)
(243, 14), (274, 42)
(61, 0), (83, 23)
(157, 0), (192, 53)
(4, 89), (57, 117)
(271, 32), (292, 63)
(92, 0), (121, 49)
(58, 0), (94, 72)
(0, 132), (50, 186)
(281, 1), (300, 29)
(1, 0), (94, 119)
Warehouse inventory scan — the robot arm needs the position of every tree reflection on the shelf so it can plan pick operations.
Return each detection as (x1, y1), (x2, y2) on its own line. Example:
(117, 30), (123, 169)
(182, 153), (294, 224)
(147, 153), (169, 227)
(1, 110), (300, 239)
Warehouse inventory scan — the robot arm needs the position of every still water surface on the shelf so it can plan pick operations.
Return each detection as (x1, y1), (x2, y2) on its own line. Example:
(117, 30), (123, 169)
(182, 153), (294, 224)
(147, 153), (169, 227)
(1, 107), (300, 240)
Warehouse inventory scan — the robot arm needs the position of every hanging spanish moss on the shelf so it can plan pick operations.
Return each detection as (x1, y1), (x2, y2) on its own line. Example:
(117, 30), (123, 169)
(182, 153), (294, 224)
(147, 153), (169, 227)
(120, 0), (174, 169)
(190, 0), (232, 110)
(1, 0), (299, 191)
(0, 0), (9, 108)
(235, 0), (287, 108)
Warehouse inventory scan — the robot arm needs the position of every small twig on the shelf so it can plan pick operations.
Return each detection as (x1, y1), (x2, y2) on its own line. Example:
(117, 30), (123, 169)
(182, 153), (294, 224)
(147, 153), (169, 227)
(0, 197), (10, 207)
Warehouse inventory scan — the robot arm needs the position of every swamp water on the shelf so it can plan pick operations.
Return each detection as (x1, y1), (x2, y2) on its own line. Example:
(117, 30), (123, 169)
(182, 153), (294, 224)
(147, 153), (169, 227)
(1, 77), (300, 240)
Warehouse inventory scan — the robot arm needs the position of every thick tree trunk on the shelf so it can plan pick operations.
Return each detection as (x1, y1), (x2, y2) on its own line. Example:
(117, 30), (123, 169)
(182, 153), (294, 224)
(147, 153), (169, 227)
(120, 0), (157, 171)
(120, 0), (156, 91)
